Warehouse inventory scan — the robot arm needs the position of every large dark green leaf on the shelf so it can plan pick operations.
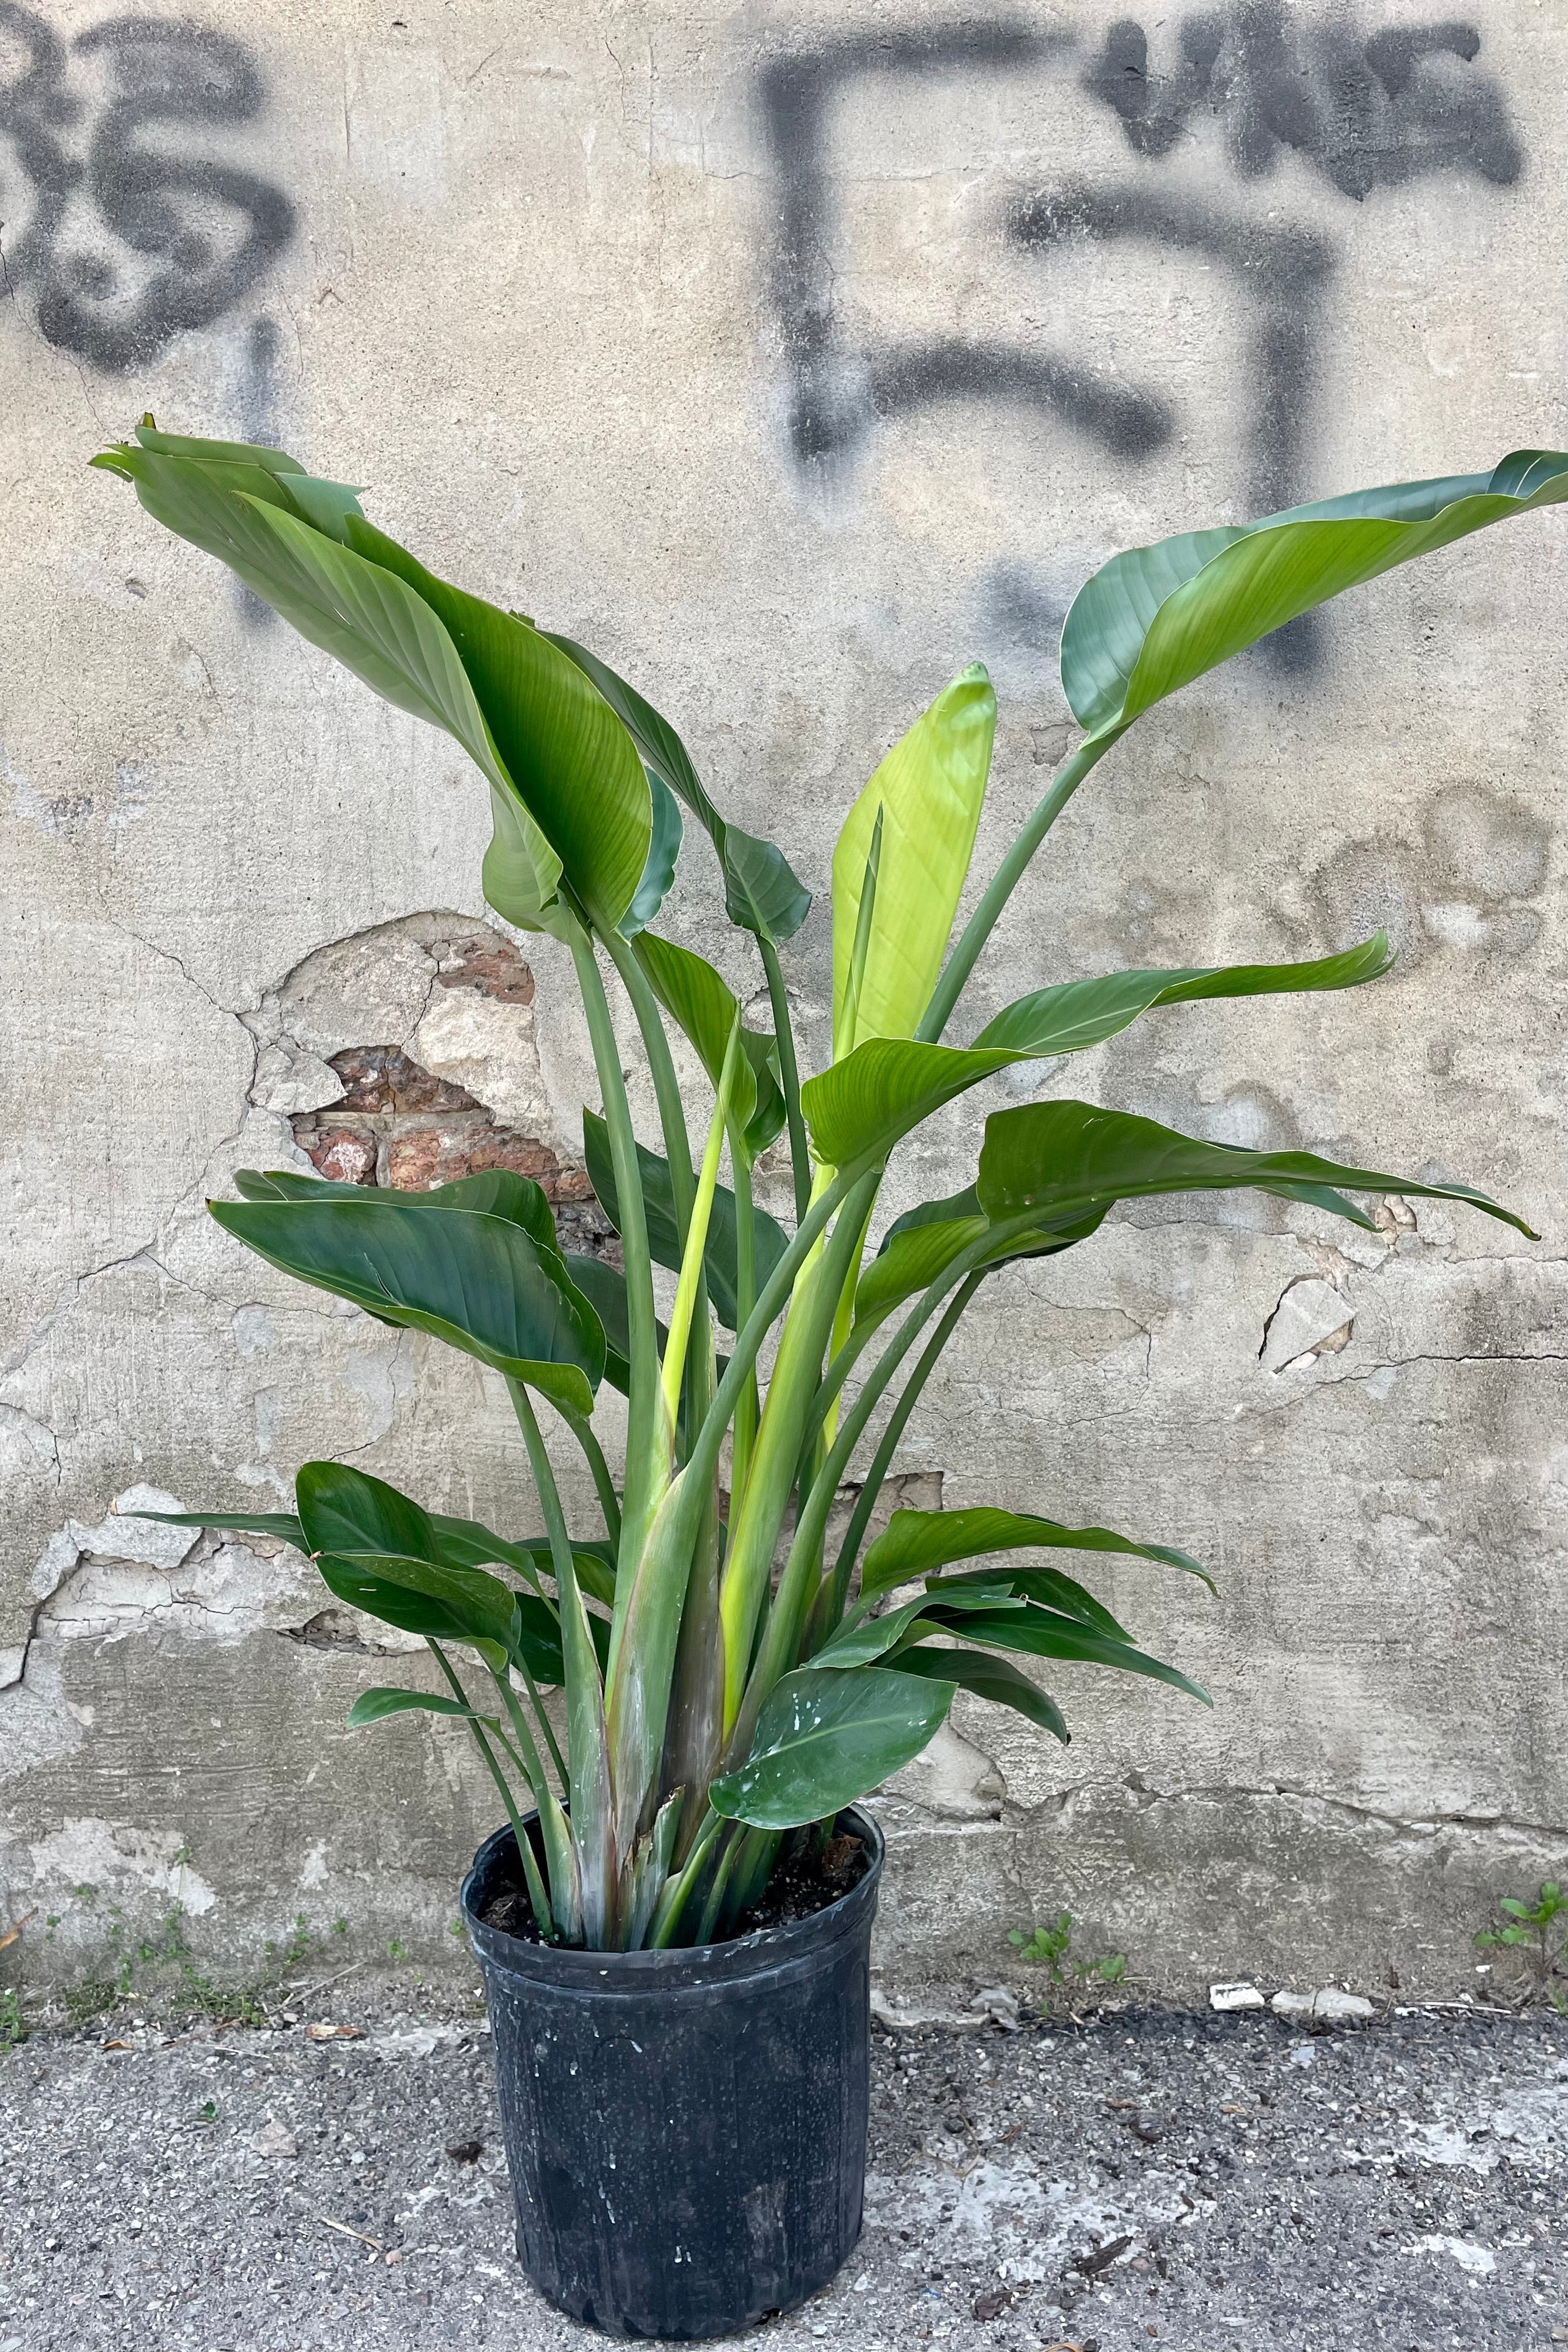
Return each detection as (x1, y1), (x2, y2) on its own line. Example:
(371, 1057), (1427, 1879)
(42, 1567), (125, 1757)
(210, 1189), (607, 1412)
(709, 1665), (954, 1829)
(861, 1505), (1212, 1598)
(975, 1100), (1535, 1239)
(884, 1644), (1069, 1743)
(545, 632), (812, 940)
(348, 519), (651, 934)
(93, 440), (571, 933)
(297, 1462), (520, 1651)
(235, 1165), (559, 1246)
(583, 1110), (788, 1330)
(973, 935), (1392, 1055)
(1061, 451), (1568, 741)
(924, 1564), (1131, 1642)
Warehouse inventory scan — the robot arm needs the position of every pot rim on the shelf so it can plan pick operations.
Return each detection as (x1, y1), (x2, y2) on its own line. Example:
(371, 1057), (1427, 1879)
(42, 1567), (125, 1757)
(460, 1805), (884, 1993)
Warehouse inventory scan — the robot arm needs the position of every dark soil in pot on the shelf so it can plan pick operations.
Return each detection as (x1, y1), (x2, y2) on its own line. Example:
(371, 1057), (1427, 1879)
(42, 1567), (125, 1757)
(480, 1821), (871, 1945)
(460, 1806), (884, 2341)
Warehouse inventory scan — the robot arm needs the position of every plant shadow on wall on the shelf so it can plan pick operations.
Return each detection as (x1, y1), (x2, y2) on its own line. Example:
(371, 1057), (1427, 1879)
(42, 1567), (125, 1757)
(92, 421), (1562, 2330)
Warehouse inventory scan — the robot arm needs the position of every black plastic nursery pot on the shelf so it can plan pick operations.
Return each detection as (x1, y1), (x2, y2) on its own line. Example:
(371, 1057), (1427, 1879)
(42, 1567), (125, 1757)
(459, 1807), (884, 2340)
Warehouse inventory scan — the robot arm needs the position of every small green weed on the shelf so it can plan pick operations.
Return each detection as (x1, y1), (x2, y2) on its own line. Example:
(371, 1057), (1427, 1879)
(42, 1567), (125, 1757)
(1476, 1881), (1567, 2005)
(0, 1988), (27, 2047)
(1007, 1910), (1126, 1991)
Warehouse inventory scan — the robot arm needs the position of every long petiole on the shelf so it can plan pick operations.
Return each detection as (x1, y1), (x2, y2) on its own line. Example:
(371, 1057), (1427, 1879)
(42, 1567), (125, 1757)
(729, 1152), (759, 1512)
(917, 733), (1121, 1045)
(757, 933), (810, 1225)
(514, 1653), (568, 1790)
(572, 932), (661, 1586)
(694, 1823), (743, 1943)
(816, 1271), (984, 1639)
(604, 928), (698, 1236)
(661, 1015), (743, 1438)
(557, 1402), (622, 1550)
(428, 1639), (552, 1937)
(733, 1218), (1041, 1752)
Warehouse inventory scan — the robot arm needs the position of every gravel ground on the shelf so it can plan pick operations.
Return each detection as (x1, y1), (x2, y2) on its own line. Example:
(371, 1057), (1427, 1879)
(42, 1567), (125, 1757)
(1, 1986), (1564, 2351)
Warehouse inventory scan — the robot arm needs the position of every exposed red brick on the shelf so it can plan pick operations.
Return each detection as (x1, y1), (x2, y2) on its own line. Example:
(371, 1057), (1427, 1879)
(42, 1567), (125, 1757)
(385, 1127), (444, 1191)
(329, 1045), (478, 1114)
(302, 1127), (378, 1185)
(387, 1120), (574, 1194)
(437, 936), (535, 1005)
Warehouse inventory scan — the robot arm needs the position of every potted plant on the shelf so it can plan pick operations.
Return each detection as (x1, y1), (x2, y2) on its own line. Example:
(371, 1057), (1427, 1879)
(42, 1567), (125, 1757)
(97, 423), (1559, 2338)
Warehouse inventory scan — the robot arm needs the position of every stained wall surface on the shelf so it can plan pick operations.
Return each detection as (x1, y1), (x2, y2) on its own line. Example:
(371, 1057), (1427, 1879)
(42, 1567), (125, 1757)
(3, 0), (1566, 1995)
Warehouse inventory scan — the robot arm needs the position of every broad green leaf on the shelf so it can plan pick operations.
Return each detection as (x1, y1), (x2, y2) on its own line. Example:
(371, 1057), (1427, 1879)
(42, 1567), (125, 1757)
(346, 1687), (495, 1728)
(129, 422), (309, 475)
(885, 1644), (1069, 1742)
(709, 1665), (955, 1830)
(236, 1165), (559, 1249)
(813, 1584), (1023, 1668)
(92, 444), (573, 935)
(862, 1506), (1211, 1598)
(803, 1037), (1019, 1169)
(973, 935), (1393, 1055)
(296, 1462), (521, 1653)
(832, 666), (994, 1055)
(583, 1110), (788, 1330)
(925, 1564), (1131, 1642)
(349, 518), (651, 933)
(1061, 451), (1568, 741)
(210, 1191), (607, 1411)
(944, 1604), (1210, 1704)
(618, 771), (684, 938)
(545, 632), (812, 940)
(807, 936), (1398, 1170)
(975, 1099), (1536, 1239)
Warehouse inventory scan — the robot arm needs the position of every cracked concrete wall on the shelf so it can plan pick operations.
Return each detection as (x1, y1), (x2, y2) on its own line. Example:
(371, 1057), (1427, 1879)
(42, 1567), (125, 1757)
(3, 0), (1566, 1995)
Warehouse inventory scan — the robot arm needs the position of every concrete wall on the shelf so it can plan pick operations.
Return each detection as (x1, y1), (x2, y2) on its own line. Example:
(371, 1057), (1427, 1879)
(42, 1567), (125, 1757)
(3, 0), (1565, 2000)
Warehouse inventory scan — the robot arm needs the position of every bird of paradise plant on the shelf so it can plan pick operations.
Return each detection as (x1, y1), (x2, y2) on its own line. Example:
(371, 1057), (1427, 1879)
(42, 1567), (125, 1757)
(97, 421), (1561, 1949)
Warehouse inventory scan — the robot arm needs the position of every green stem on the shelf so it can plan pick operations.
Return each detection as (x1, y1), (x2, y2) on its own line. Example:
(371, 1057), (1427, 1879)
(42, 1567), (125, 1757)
(572, 933), (661, 1596)
(605, 929), (697, 1236)
(558, 1405), (622, 1551)
(646, 1804), (725, 1949)
(428, 1640), (551, 1937)
(815, 1271), (984, 1641)
(729, 1152), (759, 1513)
(758, 933), (811, 1225)
(732, 1221), (1037, 1757)
(916, 733), (1121, 1044)
(695, 1823), (743, 1943)
(514, 1652), (568, 1790)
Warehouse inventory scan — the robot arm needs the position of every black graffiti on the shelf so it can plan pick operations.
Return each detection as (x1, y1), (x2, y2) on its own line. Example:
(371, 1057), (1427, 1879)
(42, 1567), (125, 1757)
(1085, 9), (1522, 198)
(0, 6), (294, 370)
(1011, 182), (1334, 668)
(759, 11), (1524, 667)
(759, 25), (1130, 469)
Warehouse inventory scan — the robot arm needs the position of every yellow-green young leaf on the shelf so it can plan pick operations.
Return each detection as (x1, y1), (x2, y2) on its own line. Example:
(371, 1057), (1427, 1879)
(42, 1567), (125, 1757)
(831, 666), (994, 1056)
(1061, 450), (1568, 741)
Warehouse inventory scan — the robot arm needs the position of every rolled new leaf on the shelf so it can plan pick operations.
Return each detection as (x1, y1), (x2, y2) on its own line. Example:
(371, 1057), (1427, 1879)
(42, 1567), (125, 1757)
(709, 1665), (956, 1830)
(545, 631), (811, 942)
(633, 931), (788, 1159)
(1061, 450), (1568, 743)
(211, 1185), (607, 1413)
(975, 1100), (1536, 1238)
(860, 1506), (1212, 1597)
